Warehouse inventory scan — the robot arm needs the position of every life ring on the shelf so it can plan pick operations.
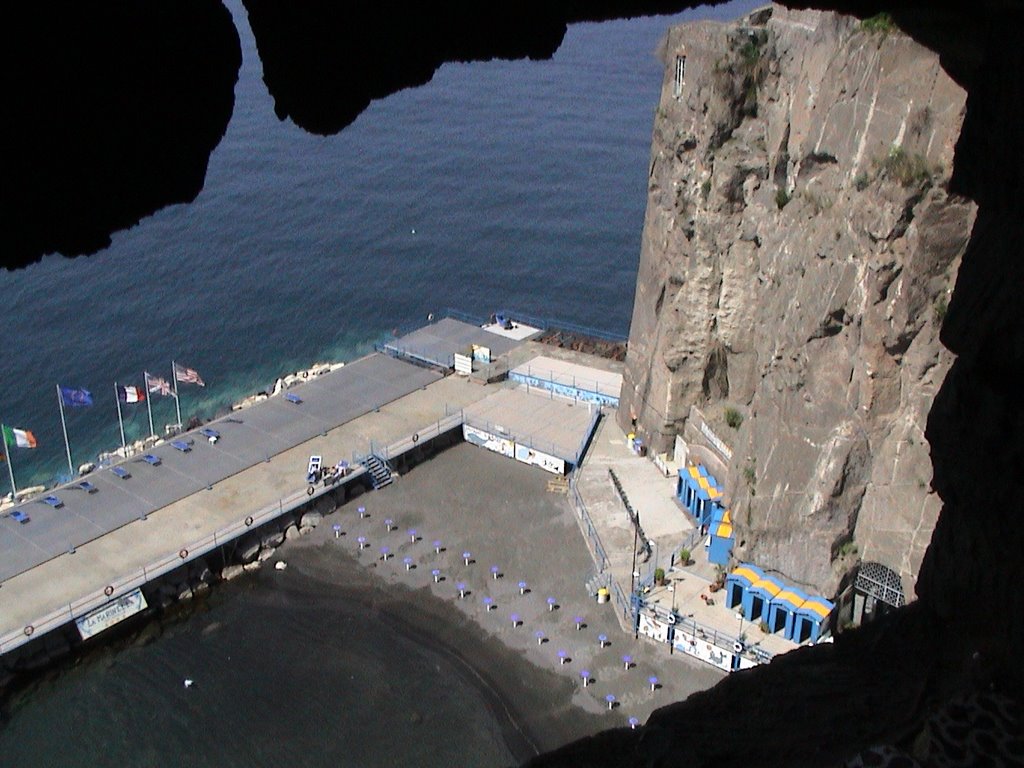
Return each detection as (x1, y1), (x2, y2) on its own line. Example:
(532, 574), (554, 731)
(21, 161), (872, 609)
(104, 585), (114, 597)
(179, 548), (188, 559)
(24, 625), (34, 636)
(733, 641), (744, 653)
(307, 485), (315, 496)
(665, 612), (676, 625)
(301, 371), (308, 379)
(412, 433), (419, 443)
(245, 516), (254, 527)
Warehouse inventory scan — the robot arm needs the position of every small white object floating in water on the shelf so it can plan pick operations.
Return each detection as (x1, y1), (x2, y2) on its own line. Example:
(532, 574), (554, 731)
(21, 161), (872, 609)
(184, 679), (194, 688)
(275, 561), (288, 571)
(411, 228), (416, 234)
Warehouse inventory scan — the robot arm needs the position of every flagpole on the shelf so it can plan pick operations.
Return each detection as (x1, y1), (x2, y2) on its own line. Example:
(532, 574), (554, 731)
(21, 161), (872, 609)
(172, 361), (182, 431)
(56, 384), (74, 477)
(144, 372), (155, 439)
(2, 424), (18, 498)
(115, 382), (126, 452)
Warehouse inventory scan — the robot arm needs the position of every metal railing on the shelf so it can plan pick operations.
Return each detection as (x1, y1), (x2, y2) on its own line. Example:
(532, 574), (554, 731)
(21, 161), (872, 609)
(567, 475), (608, 573)
(639, 601), (775, 666)
(461, 416), (569, 466)
(0, 474), (355, 655)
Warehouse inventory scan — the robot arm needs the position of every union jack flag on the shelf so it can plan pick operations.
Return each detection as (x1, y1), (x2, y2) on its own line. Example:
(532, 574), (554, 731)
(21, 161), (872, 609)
(147, 373), (176, 397)
(173, 363), (205, 387)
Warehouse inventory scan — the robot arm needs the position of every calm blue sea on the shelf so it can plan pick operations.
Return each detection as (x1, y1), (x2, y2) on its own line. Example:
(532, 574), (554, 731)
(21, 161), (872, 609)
(1, 2), (754, 764)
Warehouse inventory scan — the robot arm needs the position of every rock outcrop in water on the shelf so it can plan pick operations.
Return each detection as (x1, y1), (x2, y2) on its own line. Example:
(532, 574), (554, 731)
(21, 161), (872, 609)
(618, 5), (973, 598)
(4, 0), (241, 270)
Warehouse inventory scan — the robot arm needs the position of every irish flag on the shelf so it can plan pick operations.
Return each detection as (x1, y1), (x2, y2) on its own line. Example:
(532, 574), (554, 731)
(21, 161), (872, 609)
(2, 425), (38, 449)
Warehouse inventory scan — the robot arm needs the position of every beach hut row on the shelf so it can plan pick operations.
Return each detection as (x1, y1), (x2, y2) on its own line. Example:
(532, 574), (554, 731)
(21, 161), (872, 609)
(677, 463), (724, 527)
(725, 563), (834, 643)
(677, 464), (736, 565)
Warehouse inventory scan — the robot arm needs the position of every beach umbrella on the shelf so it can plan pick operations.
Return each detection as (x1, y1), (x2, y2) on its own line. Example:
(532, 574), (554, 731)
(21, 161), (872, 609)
(357, 536), (367, 550)
(490, 565), (500, 580)
(574, 616), (584, 630)
(581, 670), (590, 687)
(622, 654), (633, 670)
(432, 568), (441, 583)
(605, 694), (616, 710)
(649, 676), (659, 692)
(547, 597), (557, 612)
(404, 556), (414, 571)
(510, 613), (520, 628)
(463, 551), (472, 565)
(457, 582), (467, 599)
(535, 630), (545, 645)
(332, 523), (342, 538)
(598, 633), (608, 648)
(557, 649), (568, 665)
(518, 580), (528, 595)
(433, 540), (443, 554)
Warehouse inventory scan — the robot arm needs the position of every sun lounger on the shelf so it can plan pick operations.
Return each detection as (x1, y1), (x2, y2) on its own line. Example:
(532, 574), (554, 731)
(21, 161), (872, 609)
(77, 481), (98, 493)
(10, 509), (30, 525)
(285, 392), (303, 404)
(42, 495), (64, 508)
(111, 466), (131, 479)
(142, 454), (162, 466)
(171, 440), (192, 453)
(200, 428), (220, 440)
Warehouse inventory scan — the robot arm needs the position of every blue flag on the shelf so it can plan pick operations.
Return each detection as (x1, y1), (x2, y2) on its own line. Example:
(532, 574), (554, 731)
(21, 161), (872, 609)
(60, 386), (93, 407)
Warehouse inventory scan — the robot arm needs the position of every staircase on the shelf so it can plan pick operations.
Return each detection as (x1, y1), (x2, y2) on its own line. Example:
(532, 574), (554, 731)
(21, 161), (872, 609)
(361, 454), (394, 490)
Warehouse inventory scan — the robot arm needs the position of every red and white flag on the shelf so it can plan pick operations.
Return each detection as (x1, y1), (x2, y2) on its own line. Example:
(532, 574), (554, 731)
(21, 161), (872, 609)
(173, 363), (205, 387)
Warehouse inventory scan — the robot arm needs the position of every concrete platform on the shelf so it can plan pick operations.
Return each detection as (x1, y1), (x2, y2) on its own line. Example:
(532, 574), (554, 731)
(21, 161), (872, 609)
(0, 371), (510, 651)
(510, 355), (623, 401)
(571, 416), (694, 625)
(0, 354), (441, 583)
(462, 386), (597, 464)
(381, 317), (528, 369)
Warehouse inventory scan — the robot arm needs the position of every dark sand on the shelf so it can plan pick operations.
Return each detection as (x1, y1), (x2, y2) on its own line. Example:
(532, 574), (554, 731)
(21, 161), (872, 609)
(286, 442), (723, 760)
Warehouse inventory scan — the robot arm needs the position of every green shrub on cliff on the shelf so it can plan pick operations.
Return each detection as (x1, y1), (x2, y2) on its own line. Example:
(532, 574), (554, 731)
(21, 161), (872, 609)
(860, 12), (897, 35)
(877, 146), (933, 187)
(725, 407), (743, 429)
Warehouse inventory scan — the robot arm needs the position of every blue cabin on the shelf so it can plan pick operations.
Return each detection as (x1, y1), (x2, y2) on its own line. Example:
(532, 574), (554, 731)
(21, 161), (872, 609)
(741, 574), (784, 623)
(726, 563), (763, 610)
(793, 595), (834, 643)
(767, 587), (809, 638)
(707, 510), (734, 565)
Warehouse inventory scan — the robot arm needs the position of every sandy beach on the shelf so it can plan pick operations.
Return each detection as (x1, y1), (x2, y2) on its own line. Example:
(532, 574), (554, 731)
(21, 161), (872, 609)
(285, 441), (724, 761)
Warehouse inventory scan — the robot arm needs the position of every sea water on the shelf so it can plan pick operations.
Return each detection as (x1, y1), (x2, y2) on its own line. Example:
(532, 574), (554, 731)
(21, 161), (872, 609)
(0, 2), (756, 764)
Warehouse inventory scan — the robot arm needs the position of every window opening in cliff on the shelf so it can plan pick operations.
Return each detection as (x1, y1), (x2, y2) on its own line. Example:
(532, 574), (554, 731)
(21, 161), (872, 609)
(674, 54), (686, 98)
(850, 561), (905, 625)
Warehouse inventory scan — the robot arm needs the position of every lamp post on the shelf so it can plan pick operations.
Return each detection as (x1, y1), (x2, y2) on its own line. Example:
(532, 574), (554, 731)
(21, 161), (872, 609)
(668, 582), (676, 654)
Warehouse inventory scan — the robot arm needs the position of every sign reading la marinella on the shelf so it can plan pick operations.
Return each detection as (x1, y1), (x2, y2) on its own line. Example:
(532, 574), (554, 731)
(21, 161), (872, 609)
(75, 588), (148, 640)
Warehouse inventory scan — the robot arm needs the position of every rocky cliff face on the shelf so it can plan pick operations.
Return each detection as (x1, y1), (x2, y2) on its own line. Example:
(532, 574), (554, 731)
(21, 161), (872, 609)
(619, 5), (974, 597)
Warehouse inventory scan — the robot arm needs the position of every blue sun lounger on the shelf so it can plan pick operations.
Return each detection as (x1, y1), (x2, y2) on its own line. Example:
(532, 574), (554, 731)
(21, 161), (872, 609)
(42, 495), (64, 508)
(10, 509), (30, 525)
(200, 427), (220, 440)
(285, 392), (303, 404)
(142, 454), (162, 466)
(77, 480), (98, 493)
(171, 440), (192, 453)
(111, 466), (131, 479)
